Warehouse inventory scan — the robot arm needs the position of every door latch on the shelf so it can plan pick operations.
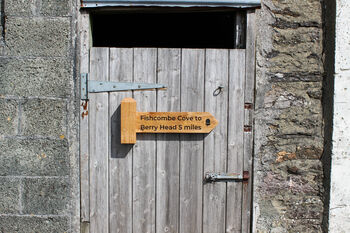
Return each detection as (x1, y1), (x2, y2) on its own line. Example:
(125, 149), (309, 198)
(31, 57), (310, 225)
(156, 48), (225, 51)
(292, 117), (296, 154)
(205, 171), (249, 183)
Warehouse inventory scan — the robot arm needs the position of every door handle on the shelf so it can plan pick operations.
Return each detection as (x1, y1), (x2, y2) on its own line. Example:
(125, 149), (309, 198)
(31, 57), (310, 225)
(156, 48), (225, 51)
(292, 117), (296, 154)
(205, 171), (249, 183)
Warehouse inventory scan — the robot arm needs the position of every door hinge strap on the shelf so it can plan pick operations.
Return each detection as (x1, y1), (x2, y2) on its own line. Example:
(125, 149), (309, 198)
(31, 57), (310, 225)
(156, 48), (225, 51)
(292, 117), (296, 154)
(81, 73), (166, 100)
(205, 171), (249, 183)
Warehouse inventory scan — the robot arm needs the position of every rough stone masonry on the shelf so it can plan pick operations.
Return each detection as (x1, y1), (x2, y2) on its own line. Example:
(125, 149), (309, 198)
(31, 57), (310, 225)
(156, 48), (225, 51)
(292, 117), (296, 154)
(254, 0), (325, 232)
(0, 0), (326, 232)
(0, 0), (79, 232)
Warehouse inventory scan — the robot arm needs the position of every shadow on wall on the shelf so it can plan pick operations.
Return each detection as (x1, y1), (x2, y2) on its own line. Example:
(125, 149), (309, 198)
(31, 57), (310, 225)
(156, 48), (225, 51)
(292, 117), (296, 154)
(111, 105), (133, 158)
(322, 0), (336, 232)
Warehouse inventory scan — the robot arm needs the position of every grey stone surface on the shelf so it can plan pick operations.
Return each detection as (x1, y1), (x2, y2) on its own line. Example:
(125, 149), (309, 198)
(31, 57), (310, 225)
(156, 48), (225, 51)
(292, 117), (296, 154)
(23, 178), (69, 215)
(253, 0), (325, 231)
(0, 57), (72, 97)
(0, 216), (69, 232)
(0, 178), (20, 214)
(5, 17), (70, 57)
(0, 138), (69, 176)
(40, 0), (70, 16)
(21, 99), (66, 137)
(0, 0), (78, 230)
(0, 99), (18, 136)
(269, 0), (322, 25)
(5, 0), (36, 16)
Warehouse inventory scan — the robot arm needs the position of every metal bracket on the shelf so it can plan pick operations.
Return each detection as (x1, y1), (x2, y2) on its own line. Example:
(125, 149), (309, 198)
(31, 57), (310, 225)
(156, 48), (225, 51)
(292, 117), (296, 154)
(81, 73), (166, 100)
(205, 171), (249, 183)
(81, 0), (261, 8)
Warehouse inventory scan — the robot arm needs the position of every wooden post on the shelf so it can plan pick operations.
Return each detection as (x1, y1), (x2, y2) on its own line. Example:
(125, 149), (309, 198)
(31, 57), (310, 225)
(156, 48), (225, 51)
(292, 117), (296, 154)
(121, 98), (137, 144)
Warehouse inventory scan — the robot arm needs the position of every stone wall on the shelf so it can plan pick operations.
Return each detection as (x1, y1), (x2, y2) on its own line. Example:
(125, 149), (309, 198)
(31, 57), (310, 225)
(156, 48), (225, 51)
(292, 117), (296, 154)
(0, 0), (328, 231)
(0, 0), (79, 232)
(253, 0), (325, 232)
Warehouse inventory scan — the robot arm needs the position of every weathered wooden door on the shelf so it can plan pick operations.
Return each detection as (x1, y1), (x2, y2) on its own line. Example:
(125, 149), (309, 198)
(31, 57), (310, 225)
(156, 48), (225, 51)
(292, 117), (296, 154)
(80, 12), (255, 233)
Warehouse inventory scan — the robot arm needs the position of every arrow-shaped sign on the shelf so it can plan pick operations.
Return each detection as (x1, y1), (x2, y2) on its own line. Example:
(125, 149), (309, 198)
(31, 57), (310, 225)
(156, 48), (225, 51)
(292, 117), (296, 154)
(121, 98), (218, 144)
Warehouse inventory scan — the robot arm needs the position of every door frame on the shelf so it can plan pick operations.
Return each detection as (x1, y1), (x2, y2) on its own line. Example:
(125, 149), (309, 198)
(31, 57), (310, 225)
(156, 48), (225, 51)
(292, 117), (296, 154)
(78, 9), (256, 232)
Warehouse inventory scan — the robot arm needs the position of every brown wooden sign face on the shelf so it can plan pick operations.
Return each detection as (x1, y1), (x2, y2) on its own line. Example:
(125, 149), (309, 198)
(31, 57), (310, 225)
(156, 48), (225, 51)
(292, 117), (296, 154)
(121, 98), (218, 144)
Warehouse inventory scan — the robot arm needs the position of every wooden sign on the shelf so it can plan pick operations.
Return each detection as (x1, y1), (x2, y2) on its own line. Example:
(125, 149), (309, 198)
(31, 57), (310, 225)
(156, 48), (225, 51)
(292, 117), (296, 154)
(121, 98), (218, 144)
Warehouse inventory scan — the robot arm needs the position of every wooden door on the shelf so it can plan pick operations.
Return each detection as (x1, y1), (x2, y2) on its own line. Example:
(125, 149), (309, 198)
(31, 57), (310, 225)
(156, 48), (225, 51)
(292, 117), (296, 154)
(80, 12), (255, 233)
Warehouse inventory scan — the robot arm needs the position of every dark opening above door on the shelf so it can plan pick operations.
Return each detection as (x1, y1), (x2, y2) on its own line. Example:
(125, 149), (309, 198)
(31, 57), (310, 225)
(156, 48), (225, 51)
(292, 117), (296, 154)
(91, 11), (246, 48)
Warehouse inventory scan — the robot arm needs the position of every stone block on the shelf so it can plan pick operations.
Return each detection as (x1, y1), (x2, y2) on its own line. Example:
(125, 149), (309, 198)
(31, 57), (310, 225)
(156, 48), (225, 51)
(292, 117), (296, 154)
(0, 178), (20, 214)
(5, 17), (70, 57)
(0, 57), (72, 97)
(296, 145), (323, 160)
(0, 216), (69, 232)
(277, 107), (323, 136)
(270, 0), (322, 26)
(264, 82), (322, 109)
(284, 196), (323, 220)
(23, 178), (69, 215)
(22, 99), (66, 137)
(274, 27), (322, 48)
(41, 0), (70, 16)
(0, 99), (18, 136)
(5, 0), (36, 16)
(269, 27), (323, 74)
(0, 138), (69, 176)
(286, 219), (322, 232)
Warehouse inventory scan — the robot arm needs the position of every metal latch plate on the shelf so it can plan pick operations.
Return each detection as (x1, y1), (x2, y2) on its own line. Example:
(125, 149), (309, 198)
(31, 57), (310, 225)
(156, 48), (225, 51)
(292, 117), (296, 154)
(205, 171), (249, 182)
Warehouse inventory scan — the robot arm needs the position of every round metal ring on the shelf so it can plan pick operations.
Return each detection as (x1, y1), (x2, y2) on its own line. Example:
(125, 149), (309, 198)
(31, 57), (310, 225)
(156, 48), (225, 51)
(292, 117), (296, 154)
(213, 86), (224, 96)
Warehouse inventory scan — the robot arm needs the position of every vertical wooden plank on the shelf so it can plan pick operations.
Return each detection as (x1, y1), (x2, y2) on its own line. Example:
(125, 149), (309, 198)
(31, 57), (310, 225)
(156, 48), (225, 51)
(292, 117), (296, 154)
(242, 10), (256, 233)
(245, 11), (256, 104)
(234, 12), (246, 49)
(133, 48), (157, 233)
(156, 48), (181, 233)
(202, 49), (229, 233)
(89, 47), (109, 233)
(79, 11), (90, 224)
(226, 49), (246, 233)
(109, 48), (134, 233)
(179, 49), (205, 233)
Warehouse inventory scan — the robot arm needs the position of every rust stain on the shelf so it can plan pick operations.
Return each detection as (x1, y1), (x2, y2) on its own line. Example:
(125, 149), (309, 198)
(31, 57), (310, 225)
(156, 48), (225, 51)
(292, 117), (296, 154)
(37, 153), (46, 159)
(276, 151), (296, 163)
(244, 125), (252, 132)
(81, 101), (88, 110)
(81, 101), (89, 119)
(82, 111), (88, 119)
(243, 171), (250, 180)
(244, 103), (253, 109)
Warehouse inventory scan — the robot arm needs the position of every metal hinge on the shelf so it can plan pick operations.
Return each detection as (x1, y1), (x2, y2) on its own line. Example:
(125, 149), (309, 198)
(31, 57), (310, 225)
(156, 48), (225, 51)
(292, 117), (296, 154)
(205, 171), (249, 183)
(81, 73), (166, 100)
